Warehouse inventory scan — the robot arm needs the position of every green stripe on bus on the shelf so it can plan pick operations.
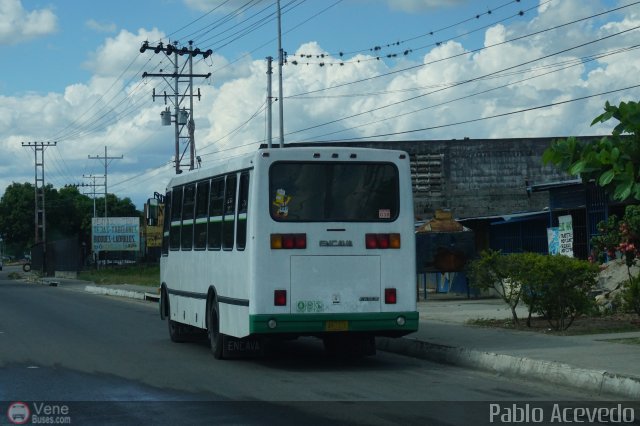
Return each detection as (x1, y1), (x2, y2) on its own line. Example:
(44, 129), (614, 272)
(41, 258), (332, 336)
(249, 311), (418, 334)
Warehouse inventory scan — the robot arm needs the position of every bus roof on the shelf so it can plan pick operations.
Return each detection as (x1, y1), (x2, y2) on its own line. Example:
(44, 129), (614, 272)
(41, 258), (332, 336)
(166, 145), (410, 189)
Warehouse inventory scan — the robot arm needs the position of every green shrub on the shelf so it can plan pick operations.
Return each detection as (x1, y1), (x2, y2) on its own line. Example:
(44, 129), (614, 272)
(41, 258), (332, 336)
(623, 275), (640, 315)
(530, 255), (598, 331)
(469, 250), (524, 325)
(511, 252), (553, 327)
(469, 251), (598, 330)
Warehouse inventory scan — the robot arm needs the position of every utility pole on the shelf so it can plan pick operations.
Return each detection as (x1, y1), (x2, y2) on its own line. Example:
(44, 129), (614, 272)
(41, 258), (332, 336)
(266, 56), (273, 148)
(88, 146), (122, 218)
(67, 175), (104, 218)
(277, 0), (285, 148)
(21, 141), (56, 273)
(83, 174), (104, 218)
(140, 40), (212, 174)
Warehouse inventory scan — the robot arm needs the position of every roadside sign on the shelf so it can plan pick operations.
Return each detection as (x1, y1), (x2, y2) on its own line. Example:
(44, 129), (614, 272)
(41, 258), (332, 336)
(92, 217), (140, 252)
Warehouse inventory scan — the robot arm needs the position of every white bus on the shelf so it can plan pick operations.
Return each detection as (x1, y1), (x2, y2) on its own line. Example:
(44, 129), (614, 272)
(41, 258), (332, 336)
(159, 146), (418, 358)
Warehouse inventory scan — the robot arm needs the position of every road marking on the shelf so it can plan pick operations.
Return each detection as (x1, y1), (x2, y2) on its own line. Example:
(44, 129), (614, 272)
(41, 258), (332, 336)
(27, 366), (39, 369)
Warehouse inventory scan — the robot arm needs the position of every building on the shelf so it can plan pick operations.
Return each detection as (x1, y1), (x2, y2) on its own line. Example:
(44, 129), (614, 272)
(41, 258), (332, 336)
(288, 137), (621, 297)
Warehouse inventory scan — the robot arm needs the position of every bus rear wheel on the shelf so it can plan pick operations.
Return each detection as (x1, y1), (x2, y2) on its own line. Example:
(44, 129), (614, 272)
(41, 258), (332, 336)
(208, 304), (224, 359)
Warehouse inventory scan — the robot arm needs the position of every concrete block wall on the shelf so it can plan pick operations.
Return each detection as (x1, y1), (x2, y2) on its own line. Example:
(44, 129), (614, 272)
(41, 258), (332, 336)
(293, 137), (600, 219)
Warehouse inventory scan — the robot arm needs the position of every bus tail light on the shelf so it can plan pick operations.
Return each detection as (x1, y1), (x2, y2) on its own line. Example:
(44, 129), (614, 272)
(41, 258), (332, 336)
(385, 288), (397, 304)
(274, 290), (287, 306)
(271, 233), (307, 249)
(365, 233), (401, 249)
(389, 233), (401, 248)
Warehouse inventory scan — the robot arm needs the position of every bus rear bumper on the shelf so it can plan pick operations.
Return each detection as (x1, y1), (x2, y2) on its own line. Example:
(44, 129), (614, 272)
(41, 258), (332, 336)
(249, 311), (419, 338)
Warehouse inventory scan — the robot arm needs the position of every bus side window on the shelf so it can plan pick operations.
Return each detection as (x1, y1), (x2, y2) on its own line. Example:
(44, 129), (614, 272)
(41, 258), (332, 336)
(194, 180), (210, 250)
(181, 184), (196, 250)
(162, 191), (171, 255)
(208, 178), (224, 250)
(222, 174), (237, 250)
(236, 172), (249, 250)
(169, 186), (183, 250)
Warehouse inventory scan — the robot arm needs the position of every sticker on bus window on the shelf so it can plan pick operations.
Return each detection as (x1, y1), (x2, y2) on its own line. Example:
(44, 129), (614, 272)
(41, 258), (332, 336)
(273, 188), (292, 217)
(379, 209), (391, 219)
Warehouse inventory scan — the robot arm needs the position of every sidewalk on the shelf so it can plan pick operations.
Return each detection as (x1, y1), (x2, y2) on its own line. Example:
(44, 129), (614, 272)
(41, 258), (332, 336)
(379, 298), (640, 400)
(33, 275), (640, 399)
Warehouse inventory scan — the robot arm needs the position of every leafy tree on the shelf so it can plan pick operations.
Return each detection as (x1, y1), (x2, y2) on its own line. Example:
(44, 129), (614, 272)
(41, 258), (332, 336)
(0, 182), (141, 256)
(103, 194), (139, 218)
(0, 182), (35, 255)
(542, 100), (640, 201)
(469, 250), (523, 324)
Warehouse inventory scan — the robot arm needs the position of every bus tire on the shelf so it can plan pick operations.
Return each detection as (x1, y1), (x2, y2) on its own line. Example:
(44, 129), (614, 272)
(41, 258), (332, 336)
(159, 287), (168, 320)
(168, 319), (190, 343)
(166, 294), (190, 343)
(208, 303), (224, 359)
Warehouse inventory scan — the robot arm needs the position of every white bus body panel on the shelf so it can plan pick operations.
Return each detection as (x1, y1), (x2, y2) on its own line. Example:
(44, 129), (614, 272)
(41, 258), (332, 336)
(162, 147), (418, 340)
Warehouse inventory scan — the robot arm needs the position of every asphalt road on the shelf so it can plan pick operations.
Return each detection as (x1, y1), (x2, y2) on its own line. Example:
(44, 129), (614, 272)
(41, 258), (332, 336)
(0, 267), (625, 425)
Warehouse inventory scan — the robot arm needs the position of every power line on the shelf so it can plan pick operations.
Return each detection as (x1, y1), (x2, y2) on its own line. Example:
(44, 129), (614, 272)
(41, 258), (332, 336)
(284, 25), (640, 139)
(200, 0), (339, 75)
(289, 0), (537, 66)
(164, 0), (235, 41)
(88, 146), (123, 218)
(305, 84), (640, 143)
(298, 45), (640, 142)
(57, 0), (640, 199)
(286, 1), (640, 98)
(140, 40), (213, 174)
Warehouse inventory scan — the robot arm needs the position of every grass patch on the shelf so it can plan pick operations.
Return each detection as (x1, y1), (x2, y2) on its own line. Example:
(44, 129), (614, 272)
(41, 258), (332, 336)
(78, 264), (159, 287)
(600, 337), (640, 345)
(466, 315), (640, 336)
(7, 272), (23, 280)
(467, 318), (517, 329)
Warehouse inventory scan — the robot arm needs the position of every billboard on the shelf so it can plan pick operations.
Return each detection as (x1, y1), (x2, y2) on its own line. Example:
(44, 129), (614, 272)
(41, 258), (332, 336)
(547, 215), (574, 257)
(558, 215), (574, 257)
(92, 217), (140, 252)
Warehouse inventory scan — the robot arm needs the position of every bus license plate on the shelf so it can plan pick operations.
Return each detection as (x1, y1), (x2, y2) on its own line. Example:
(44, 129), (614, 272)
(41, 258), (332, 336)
(325, 320), (349, 332)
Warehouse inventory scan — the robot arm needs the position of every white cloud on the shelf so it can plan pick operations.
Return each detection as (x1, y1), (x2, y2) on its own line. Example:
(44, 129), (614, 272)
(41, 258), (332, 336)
(85, 19), (117, 34)
(383, 0), (469, 13)
(2, 0), (640, 208)
(0, 0), (57, 45)
(83, 28), (166, 78)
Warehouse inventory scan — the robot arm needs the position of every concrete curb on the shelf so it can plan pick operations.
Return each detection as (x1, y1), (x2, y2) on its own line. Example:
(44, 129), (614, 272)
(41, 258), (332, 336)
(80, 284), (640, 399)
(376, 336), (640, 400)
(84, 285), (145, 301)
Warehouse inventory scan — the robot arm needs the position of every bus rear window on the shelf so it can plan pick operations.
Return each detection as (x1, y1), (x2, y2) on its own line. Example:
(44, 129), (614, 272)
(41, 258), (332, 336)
(269, 162), (399, 222)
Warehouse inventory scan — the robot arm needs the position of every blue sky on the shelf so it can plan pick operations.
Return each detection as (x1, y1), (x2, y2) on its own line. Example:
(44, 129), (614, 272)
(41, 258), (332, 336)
(1, 0), (639, 209)
(3, 0), (533, 95)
